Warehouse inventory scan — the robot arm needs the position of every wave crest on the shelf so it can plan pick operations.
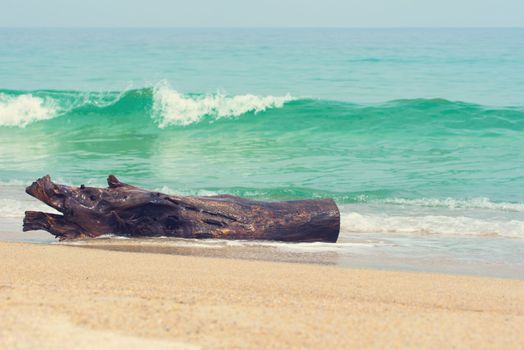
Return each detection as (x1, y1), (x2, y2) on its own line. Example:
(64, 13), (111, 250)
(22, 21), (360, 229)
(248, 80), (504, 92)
(0, 93), (57, 127)
(1, 86), (522, 129)
(152, 84), (295, 127)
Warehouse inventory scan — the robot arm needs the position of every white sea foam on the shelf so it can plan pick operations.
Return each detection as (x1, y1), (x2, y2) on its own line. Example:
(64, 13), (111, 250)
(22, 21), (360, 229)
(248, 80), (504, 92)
(0, 84), (294, 127)
(382, 197), (524, 212)
(0, 93), (58, 127)
(0, 179), (30, 186)
(0, 85), (134, 128)
(152, 83), (295, 127)
(0, 198), (60, 218)
(340, 210), (524, 238)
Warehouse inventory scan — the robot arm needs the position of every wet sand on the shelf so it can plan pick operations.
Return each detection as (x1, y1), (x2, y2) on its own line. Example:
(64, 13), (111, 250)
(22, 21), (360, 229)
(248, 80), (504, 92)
(1, 241), (524, 349)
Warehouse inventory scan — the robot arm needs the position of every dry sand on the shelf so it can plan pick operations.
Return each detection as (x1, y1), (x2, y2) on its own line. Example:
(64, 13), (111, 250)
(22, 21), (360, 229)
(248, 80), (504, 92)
(1, 241), (523, 349)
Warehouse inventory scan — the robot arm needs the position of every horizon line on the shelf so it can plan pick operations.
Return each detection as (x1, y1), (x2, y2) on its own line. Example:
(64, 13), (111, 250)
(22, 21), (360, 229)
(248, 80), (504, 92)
(1, 26), (523, 29)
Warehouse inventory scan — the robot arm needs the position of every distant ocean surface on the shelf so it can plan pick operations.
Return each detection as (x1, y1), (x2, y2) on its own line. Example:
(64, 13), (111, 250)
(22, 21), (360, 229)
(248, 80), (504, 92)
(1, 28), (523, 277)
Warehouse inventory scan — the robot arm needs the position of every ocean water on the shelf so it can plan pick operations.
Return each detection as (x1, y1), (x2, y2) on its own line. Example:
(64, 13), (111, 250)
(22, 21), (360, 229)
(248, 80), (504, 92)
(1, 28), (524, 278)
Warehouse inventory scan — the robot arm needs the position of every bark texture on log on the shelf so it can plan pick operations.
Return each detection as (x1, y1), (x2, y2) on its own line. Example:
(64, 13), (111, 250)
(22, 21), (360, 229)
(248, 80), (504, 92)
(23, 175), (340, 242)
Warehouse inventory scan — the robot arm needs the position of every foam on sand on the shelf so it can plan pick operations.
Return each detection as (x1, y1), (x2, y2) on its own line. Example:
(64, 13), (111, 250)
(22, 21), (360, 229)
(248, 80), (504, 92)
(340, 209), (524, 238)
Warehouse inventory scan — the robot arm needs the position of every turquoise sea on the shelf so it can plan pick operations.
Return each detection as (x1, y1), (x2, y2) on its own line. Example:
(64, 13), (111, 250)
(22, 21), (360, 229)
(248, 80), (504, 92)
(1, 28), (523, 277)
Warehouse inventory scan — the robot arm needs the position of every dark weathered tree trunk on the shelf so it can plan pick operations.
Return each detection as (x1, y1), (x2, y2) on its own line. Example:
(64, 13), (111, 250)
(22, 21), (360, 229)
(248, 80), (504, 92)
(23, 175), (340, 242)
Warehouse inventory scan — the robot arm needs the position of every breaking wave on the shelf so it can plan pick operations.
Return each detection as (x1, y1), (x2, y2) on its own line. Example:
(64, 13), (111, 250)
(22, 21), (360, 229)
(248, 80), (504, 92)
(152, 83), (295, 127)
(0, 85), (296, 128)
(0, 93), (58, 127)
(1, 84), (522, 129)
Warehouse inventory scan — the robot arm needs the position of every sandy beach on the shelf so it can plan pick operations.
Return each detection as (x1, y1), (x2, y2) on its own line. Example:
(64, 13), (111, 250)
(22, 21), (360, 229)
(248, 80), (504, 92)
(0, 241), (523, 349)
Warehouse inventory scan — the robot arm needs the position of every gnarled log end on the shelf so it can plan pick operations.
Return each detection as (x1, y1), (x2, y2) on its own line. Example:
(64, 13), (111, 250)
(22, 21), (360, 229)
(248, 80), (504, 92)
(23, 211), (52, 232)
(23, 210), (89, 241)
(25, 175), (66, 212)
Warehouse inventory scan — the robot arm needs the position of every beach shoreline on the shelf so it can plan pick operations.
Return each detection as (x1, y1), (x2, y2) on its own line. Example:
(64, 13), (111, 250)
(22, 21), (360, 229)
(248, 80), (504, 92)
(3, 214), (524, 279)
(1, 241), (523, 349)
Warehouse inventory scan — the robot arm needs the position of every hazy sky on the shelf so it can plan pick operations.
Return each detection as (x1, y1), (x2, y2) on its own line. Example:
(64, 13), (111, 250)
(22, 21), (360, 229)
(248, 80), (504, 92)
(1, 0), (523, 27)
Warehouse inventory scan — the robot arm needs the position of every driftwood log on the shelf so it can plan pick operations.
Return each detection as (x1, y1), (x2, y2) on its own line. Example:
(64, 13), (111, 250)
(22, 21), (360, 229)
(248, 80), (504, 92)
(23, 175), (340, 242)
